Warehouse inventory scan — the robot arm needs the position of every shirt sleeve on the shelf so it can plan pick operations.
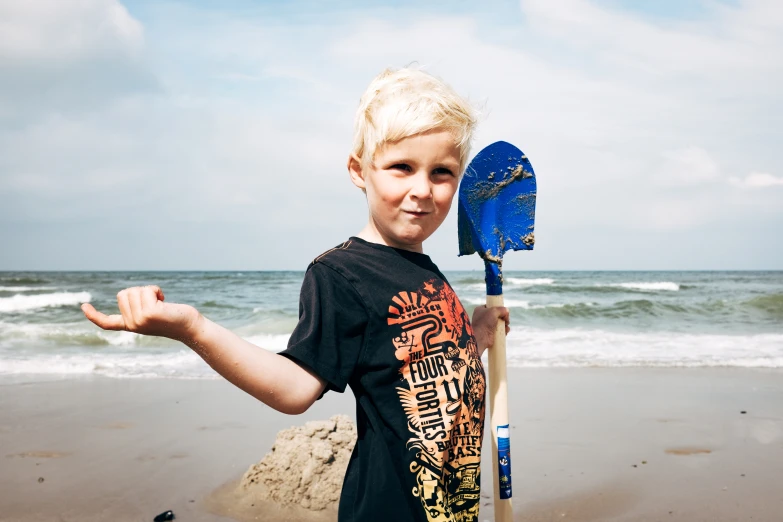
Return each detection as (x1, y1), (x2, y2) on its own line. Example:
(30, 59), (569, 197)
(278, 262), (367, 396)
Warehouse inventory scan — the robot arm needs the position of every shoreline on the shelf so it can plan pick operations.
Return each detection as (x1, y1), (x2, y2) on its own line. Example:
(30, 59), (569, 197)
(1, 368), (781, 521)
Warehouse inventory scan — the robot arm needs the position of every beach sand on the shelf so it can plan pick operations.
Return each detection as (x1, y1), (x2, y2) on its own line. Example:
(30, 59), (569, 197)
(1, 368), (781, 521)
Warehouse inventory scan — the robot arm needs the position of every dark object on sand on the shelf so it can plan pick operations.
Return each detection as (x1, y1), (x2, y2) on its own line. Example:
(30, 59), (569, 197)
(458, 141), (538, 522)
(153, 510), (174, 521)
(741, 411), (747, 414)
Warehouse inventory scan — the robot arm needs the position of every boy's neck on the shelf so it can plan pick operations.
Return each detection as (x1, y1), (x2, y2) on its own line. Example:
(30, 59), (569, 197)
(356, 223), (424, 254)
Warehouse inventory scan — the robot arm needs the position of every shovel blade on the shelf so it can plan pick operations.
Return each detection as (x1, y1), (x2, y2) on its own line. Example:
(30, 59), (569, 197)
(458, 141), (537, 262)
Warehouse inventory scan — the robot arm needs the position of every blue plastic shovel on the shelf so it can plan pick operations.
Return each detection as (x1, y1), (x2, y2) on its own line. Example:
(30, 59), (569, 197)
(458, 141), (537, 522)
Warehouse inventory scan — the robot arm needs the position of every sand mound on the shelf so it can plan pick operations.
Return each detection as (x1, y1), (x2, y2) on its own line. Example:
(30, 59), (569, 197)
(240, 414), (357, 511)
(204, 415), (357, 521)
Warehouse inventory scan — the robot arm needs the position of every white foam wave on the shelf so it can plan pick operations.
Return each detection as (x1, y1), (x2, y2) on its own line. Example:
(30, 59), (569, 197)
(244, 333), (292, 352)
(0, 286), (57, 292)
(98, 330), (141, 346)
(506, 278), (555, 286)
(3, 327), (782, 378)
(0, 319), (292, 351)
(465, 298), (576, 309)
(0, 291), (92, 313)
(0, 350), (219, 379)
(0, 321), (141, 346)
(502, 328), (783, 368)
(467, 278), (555, 292)
(503, 299), (533, 308)
(466, 297), (525, 307)
(606, 282), (680, 292)
(0, 333), (293, 378)
(6, 328), (781, 376)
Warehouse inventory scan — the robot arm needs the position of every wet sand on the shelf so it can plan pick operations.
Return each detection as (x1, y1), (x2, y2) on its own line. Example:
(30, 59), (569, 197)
(1, 368), (781, 521)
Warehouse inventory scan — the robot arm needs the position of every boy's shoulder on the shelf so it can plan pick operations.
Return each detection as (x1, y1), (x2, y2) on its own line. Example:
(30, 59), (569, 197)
(309, 239), (356, 267)
(306, 238), (372, 281)
(305, 239), (376, 305)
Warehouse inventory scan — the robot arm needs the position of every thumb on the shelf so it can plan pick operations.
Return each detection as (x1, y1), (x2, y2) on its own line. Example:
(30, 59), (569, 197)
(81, 302), (126, 331)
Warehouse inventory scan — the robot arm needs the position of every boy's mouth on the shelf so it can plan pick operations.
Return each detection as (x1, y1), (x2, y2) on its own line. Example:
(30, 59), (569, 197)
(404, 210), (430, 218)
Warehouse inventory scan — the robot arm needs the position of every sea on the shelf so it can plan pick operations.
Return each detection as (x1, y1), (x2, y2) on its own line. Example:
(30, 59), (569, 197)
(1, 271), (782, 379)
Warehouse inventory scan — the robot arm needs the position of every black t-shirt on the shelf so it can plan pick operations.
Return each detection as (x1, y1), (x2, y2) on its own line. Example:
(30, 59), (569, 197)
(279, 236), (486, 522)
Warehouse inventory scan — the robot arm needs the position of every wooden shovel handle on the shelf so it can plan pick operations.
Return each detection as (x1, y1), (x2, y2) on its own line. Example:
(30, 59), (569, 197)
(486, 293), (512, 522)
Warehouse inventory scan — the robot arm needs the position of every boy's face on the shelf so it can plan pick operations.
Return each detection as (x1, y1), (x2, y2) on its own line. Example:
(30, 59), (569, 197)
(349, 129), (461, 253)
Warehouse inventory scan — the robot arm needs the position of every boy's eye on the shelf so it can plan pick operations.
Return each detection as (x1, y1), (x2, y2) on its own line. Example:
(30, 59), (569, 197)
(390, 163), (412, 172)
(433, 168), (454, 177)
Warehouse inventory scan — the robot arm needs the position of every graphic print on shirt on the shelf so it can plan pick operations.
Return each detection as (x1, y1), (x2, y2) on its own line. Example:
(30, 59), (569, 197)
(387, 279), (486, 522)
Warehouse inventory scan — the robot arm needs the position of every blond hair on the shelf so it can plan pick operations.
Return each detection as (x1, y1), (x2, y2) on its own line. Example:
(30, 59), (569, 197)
(351, 67), (478, 174)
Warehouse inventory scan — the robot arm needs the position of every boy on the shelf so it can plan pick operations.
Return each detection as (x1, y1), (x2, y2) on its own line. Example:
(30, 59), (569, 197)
(82, 67), (510, 522)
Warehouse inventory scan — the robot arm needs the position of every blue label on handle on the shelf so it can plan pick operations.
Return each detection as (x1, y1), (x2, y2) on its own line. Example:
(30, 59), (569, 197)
(497, 424), (512, 499)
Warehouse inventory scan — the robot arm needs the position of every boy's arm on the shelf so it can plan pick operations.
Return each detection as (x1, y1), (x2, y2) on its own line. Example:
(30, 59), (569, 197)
(81, 285), (325, 415)
(183, 314), (327, 415)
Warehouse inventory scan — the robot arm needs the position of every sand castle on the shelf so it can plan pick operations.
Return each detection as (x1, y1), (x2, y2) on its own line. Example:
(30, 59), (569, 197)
(240, 414), (357, 511)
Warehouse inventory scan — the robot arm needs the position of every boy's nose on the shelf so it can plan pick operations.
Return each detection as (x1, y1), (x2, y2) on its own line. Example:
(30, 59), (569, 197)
(409, 171), (433, 200)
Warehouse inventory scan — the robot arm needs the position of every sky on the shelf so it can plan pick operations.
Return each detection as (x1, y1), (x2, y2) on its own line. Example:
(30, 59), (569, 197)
(0, 0), (781, 271)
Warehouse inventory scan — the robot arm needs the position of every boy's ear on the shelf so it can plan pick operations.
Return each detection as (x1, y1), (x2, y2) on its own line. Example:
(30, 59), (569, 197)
(347, 153), (367, 191)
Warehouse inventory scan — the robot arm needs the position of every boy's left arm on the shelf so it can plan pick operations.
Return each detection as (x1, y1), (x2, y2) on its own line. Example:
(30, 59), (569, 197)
(471, 305), (510, 357)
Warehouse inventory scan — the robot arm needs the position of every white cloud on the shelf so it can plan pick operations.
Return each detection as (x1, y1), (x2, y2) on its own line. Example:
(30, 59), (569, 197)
(520, 0), (780, 76)
(656, 147), (719, 186)
(0, 0), (781, 269)
(0, 0), (143, 62)
(0, 0), (153, 124)
(730, 172), (783, 188)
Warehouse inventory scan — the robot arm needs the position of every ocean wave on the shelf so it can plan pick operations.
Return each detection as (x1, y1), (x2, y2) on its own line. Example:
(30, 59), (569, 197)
(0, 292), (92, 313)
(0, 286), (58, 292)
(745, 294), (783, 317)
(506, 278), (555, 286)
(0, 319), (295, 348)
(4, 328), (781, 377)
(199, 300), (240, 309)
(453, 276), (485, 285)
(0, 276), (50, 285)
(464, 297), (575, 309)
(464, 298), (663, 317)
(0, 350), (219, 379)
(0, 332), (290, 378)
(462, 297), (736, 319)
(606, 282), (680, 292)
(467, 278), (554, 292)
(496, 296), (780, 321)
(0, 321), (148, 346)
(244, 333), (292, 352)
(503, 328), (783, 368)
(461, 280), (681, 294)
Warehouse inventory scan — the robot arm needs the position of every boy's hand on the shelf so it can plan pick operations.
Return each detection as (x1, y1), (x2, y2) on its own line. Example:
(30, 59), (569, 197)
(471, 305), (510, 357)
(81, 285), (201, 341)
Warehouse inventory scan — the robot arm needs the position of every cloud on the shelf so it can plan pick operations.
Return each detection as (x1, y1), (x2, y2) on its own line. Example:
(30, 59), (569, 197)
(520, 0), (781, 77)
(730, 172), (783, 188)
(656, 147), (719, 186)
(0, 0), (155, 124)
(0, 0), (781, 269)
(0, 0), (143, 62)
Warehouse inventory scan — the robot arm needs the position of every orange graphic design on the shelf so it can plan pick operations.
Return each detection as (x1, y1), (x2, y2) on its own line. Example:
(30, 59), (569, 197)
(387, 279), (486, 522)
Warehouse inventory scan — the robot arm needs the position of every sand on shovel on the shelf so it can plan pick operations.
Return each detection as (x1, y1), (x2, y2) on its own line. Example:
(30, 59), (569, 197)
(205, 414), (357, 522)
